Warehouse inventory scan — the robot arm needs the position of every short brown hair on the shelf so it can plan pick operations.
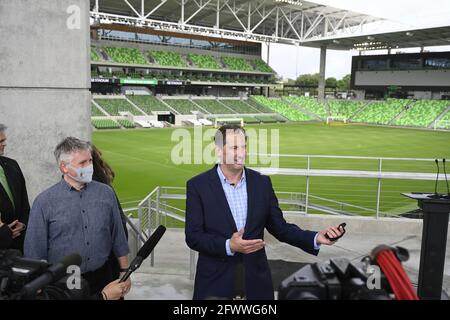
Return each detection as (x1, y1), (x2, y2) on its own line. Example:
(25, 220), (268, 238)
(214, 124), (246, 148)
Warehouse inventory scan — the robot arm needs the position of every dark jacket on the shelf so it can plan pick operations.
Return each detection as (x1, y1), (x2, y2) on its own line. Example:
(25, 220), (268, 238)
(0, 156), (30, 252)
(185, 165), (318, 300)
(0, 223), (13, 249)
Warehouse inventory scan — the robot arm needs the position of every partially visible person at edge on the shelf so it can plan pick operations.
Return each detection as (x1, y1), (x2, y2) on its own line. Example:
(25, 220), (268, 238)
(90, 143), (129, 280)
(0, 123), (30, 252)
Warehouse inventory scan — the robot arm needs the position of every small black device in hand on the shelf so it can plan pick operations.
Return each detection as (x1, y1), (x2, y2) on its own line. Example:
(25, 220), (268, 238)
(325, 223), (346, 241)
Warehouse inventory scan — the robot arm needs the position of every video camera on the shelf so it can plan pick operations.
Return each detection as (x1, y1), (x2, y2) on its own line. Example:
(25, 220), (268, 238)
(0, 249), (88, 300)
(278, 245), (411, 300)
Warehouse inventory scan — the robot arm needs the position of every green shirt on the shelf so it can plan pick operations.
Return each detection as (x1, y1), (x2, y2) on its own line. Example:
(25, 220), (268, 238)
(0, 164), (15, 209)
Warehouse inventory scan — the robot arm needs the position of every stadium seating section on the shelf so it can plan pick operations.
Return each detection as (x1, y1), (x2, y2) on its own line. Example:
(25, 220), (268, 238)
(163, 99), (203, 114)
(189, 54), (221, 69)
(247, 98), (275, 113)
(103, 47), (148, 65)
(394, 100), (450, 127)
(253, 59), (272, 72)
(352, 99), (410, 125)
(91, 103), (105, 116)
(328, 100), (366, 119)
(91, 119), (120, 129)
(150, 51), (187, 67)
(222, 57), (253, 71)
(194, 100), (235, 114)
(94, 99), (144, 116)
(221, 100), (259, 113)
(117, 119), (136, 128)
(91, 48), (100, 62)
(252, 96), (312, 121)
(285, 96), (327, 118)
(435, 110), (450, 129)
(127, 95), (171, 113)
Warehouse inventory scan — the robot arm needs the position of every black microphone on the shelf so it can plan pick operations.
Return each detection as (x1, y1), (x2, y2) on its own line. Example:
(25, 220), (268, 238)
(233, 263), (246, 300)
(21, 253), (82, 299)
(430, 159), (441, 198)
(120, 225), (166, 282)
(443, 158), (450, 197)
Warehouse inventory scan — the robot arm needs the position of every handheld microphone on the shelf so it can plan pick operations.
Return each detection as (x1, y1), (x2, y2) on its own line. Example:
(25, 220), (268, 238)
(443, 158), (450, 197)
(21, 253), (82, 299)
(120, 225), (166, 282)
(233, 263), (246, 300)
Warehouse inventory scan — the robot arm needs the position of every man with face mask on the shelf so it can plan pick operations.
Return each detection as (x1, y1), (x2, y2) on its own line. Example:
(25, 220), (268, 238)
(24, 137), (131, 298)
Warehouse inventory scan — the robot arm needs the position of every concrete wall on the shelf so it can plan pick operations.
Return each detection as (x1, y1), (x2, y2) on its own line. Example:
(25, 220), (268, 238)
(0, 0), (91, 201)
(355, 70), (450, 87)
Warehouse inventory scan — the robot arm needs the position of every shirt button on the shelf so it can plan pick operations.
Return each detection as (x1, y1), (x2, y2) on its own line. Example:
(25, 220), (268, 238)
(87, 258), (90, 261)
(82, 210), (85, 213)
(87, 242), (90, 245)
(84, 226), (87, 229)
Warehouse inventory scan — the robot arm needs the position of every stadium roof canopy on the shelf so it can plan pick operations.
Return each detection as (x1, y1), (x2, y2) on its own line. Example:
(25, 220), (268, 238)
(90, 0), (383, 45)
(301, 25), (450, 51)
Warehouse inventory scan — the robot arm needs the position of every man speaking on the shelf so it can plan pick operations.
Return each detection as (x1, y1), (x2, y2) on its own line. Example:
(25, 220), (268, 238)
(185, 124), (344, 300)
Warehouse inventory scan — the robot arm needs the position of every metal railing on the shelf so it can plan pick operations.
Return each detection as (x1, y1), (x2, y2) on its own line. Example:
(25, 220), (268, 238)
(130, 154), (445, 277)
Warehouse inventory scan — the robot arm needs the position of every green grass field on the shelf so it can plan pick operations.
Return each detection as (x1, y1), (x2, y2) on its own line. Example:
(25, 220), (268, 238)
(93, 123), (450, 217)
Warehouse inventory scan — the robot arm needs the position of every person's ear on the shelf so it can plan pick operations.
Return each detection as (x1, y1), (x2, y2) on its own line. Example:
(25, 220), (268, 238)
(59, 161), (68, 174)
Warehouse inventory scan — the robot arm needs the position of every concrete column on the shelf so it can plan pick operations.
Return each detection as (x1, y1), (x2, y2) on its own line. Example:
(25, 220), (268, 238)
(0, 0), (91, 200)
(318, 46), (327, 100)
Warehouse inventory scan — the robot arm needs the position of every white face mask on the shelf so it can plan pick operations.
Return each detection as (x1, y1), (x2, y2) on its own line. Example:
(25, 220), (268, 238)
(67, 164), (94, 184)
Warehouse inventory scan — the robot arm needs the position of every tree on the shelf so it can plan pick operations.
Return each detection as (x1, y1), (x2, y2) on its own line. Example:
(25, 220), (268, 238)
(295, 73), (319, 87)
(337, 74), (351, 91)
(325, 77), (337, 88)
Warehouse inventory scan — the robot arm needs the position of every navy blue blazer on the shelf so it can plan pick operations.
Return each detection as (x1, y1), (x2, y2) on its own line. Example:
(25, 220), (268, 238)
(185, 165), (319, 300)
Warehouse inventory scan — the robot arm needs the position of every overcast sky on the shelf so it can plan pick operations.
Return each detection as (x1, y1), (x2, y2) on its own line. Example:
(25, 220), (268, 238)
(263, 0), (450, 80)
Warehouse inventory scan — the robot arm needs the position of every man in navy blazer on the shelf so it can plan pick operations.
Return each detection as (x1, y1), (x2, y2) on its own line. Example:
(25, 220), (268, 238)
(185, 124), (344, 300)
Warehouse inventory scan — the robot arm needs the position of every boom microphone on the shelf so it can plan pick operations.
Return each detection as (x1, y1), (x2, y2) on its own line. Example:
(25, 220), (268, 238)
(20, 253), (82, 299)
(120, 225), (166, 282)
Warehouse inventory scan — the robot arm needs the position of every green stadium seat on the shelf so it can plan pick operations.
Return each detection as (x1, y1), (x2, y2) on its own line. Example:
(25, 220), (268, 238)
(285, 96), (327, 118)
(94, 98), (144, 116)
(194, 100), (235, 114)
(189, 54), (221, 69)
(91, 118), (121, 129)
(117, 119), (136, 128)
(252, 96), (312, 121)
(353, 99), (410, 125)
(394, 100), (450, 127)
(127, 96), (170, 114)
(91, 103), (105, 116)
(222, 57), (253, 71)
(163, 99), (203, 115)
(220, 100), (260, 113)
(252, 59), (272, 72)
(103, 47), (148, 65)
(150, 51), (187, 67)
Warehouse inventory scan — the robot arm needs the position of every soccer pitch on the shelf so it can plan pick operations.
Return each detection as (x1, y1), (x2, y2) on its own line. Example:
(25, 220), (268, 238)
(93, 123), (450, 217)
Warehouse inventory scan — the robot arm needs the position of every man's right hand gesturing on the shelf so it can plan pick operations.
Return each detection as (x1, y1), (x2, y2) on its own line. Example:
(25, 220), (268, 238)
(230, 228), (265, 254)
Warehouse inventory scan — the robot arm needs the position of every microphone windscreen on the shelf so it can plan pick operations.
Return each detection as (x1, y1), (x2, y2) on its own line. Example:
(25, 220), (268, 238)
(136, 225), (166, 260)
